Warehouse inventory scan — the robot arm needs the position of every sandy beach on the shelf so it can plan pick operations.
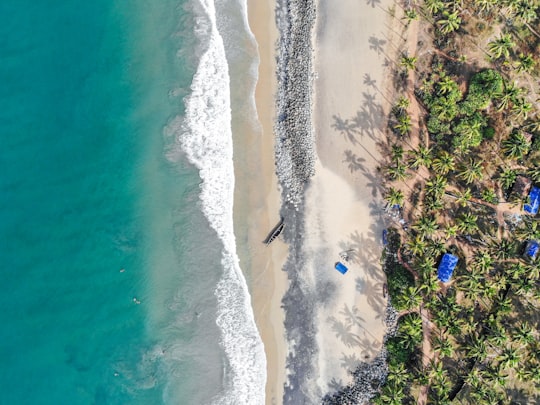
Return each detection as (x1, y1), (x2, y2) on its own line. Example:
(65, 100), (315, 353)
(244, 0), (402, 402)
(243, 0), (288, 404)
(306, 0), (396, 396)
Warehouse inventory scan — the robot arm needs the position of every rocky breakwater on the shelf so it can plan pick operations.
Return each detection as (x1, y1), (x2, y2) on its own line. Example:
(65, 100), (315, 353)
(275, 0), (316, 210)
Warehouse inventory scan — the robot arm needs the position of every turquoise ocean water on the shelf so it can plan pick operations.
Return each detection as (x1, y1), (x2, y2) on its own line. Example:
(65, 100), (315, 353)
(0, 0), (265, 404)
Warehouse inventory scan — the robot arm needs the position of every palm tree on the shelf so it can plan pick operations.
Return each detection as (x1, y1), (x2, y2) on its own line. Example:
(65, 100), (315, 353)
(515, 366), (535, 383)
(464, 367), (483, 390)
(437, 75), (457, 95)
(406, 235), (428, 256)
(444, 224), (459, 238)
(387, 362), (409, 384)
(399, 316), (423, 350)
(497, 346), (520, 370)
(486, 362), (508, 388)
(458, 266), (484, 300)
(408, 145), (433, 169)
(475, 0), (498, 14)
(457, 212), (479, 234)
(528, 166), (540, 182)
(432, 151), (455, 175)
(386, 163), (409, 181)
(495, 81), (523, 111)
(457, 159), (483, 184)
(502, 132), (531, 159)
(486, 326), (508, 347)
(437, 10), (461, 34)
(422, 274), (440, 295)
(488, 238), (516, 260)
(426, 237), (446, 257)
(472, 249), (493, 272)
(394, 114), (412, 136)
(523, 117), (540, 133)
(428, 360), (448, 384)
(394, 96), (410, 115)
(424, 195), (445, 213)
(385, 187), (405, 206)
(514, 277), (534, 297)
(514, 53), (536, 73)
(511, 98), (533, 121)
(433, 335), (455, 358)
(400, 54), (417, 71)
(401, 314), (423, 339)
(454, 187), (472, 207)
(496, 296), (513, 315)
(514, 0), (540, 27)
(524, 261), (540, 280)
(402, 286), (423, 309)
(415, 255), (436, 278)
(487, 33), (515, 60)
(424, 0), (445, 15)
(390, 144), (404, 163)
(403, 9), (418, 25)
(466, 335), (488, 361)
(515, 216), (540, 240)
(425, 175), (447, 198)
(413, 215), (439, 236)
(378, 381), (406, 405)
(512, 322), (535, 346)
(498, 167), (517, 190)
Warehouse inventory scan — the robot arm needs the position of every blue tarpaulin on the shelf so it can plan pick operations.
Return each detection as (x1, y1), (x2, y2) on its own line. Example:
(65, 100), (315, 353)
(524, 186), (540, 214)
(437, 253), (458, 282)
(335, 262), (348, 275)
(382, 229), (388, 246)
(525, 241), (539, 260)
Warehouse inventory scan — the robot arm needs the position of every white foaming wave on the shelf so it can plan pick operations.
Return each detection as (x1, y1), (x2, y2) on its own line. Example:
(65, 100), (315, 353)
(166, 0), (266, 404)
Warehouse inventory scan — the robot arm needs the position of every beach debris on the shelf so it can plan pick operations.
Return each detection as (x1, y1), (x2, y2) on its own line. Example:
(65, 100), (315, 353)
(263, 216), (285, 245)
(334, 262), (349, 274)
(132, 297), (141, 305)
(398, 218), (409, 231)
(338, 249), (354, 262)
(382, 229), (388, 246)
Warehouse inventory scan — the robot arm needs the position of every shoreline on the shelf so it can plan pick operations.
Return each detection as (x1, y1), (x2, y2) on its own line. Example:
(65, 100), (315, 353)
(244, 0), (288, 404)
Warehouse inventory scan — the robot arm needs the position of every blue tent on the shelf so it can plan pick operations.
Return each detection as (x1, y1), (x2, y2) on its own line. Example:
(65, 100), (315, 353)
(437, 253), (458, 282)
(524, 186), (540, 214)
(525, 241), (539, 260)
(335, 262), (348, 275)
(382, 229), (388, 246)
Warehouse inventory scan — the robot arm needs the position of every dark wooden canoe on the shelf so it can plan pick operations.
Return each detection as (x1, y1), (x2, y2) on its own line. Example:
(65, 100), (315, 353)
(263, 217), (284, 245)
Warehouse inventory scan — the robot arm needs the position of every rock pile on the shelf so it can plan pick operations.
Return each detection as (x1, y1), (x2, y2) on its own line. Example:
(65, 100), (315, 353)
(275, 0), (317, 209)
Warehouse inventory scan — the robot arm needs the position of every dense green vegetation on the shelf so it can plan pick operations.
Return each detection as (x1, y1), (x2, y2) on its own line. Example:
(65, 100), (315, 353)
(375, 0), (540, 403)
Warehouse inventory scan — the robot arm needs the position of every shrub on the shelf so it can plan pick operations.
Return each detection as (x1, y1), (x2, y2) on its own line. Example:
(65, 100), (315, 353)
(483, 126), (495, 140)
(460, 69), (503, 113)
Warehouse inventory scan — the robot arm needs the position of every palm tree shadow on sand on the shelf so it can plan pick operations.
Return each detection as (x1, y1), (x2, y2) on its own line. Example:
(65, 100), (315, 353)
(331, 91), (385, 145)
(340, 230), (384, 281)
(355, 276), (386, 320)
(368, 35), (386, 56)
(327, 315), (361, 348)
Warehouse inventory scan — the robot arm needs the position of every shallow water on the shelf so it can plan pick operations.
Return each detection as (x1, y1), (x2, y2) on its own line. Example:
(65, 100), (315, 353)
(0, 0), (264, 403)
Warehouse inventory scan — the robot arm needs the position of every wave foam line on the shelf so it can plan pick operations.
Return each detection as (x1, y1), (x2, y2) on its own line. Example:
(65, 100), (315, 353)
(166, 0), (266, 403)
